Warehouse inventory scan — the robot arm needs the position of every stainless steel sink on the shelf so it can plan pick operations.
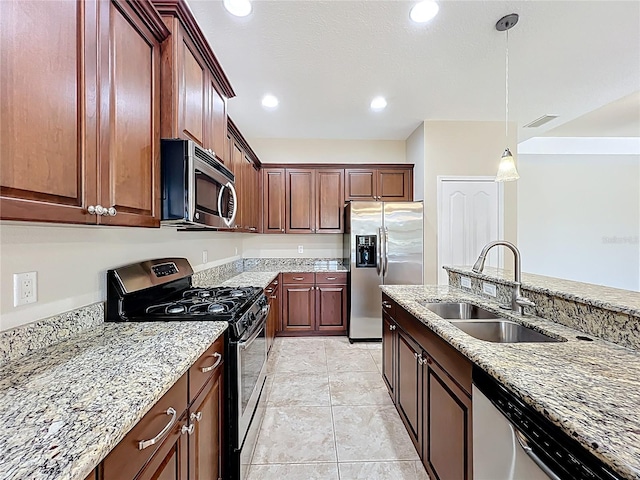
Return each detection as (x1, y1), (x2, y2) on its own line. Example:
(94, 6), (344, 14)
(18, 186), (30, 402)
(421, 302), (500, 320)
(449, 320), (563, 343)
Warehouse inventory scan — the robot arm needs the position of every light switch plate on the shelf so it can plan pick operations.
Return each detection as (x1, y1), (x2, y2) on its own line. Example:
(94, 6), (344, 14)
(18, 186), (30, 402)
(461, 276), (472, 289)
(14, 271), (38, 306)
(298, 245), (304, 253)
(202, 250), (208, 264)
(482, 282), (497, 297)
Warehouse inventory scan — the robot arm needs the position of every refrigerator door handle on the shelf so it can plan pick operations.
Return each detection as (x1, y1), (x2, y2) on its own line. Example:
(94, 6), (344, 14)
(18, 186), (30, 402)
(376, 227), (383, 275)
(383, 227), (389, 277)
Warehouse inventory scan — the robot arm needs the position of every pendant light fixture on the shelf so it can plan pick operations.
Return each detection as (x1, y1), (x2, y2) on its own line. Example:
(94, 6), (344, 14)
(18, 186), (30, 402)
(495, 13), (520, 182)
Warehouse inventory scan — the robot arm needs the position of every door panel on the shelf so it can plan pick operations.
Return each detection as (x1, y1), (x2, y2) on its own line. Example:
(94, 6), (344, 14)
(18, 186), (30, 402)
(286, 169), (315, 233)
(426, 361), (472, 480)
(283, 285), (315, 331)
(190, 372), (223, 480)
(315, 169), (344, 233)
(180, 37), (206, 146)
(383, 202), (423, 285)
(382, 314), (395, 397)
(345, 169), (376, 200)
(316, 285), (346, 331)
(396, 329), (421, 449)
(208, 80), (227, 161)
(0, 0), (97, 223)
(378, 169), (411, 201)
(100, 0), (159, 226)
(438, 179), (502, 284)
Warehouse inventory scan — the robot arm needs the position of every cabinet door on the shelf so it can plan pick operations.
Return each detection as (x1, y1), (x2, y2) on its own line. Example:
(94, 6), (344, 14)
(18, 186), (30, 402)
(0, 0), (98, 224)
(315, 284), (347, 332)
(315, 169), (344, 233)
(230, 141), (244, 228)
(207, 77), (227, 162)
(423, 357), (472, 480)
(382, 314), (396, 398)
(282, 285), (315, 332)
(178, 29), (207, 147)
(285, 169), (315, 233)
(263, 168), (286, 233)
(344, 169), (376, 201)
(98, 0), (161, 227)
(189, 367), (224, 480)
(396, 328), (421, 450)
(377, 168), (412, 201)
(265, 283), (278, 352)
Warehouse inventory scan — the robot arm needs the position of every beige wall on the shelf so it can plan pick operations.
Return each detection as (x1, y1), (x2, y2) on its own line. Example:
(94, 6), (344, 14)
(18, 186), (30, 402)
(242, 234), (343, 258)
(249, 138), (407, 164)
(423, 121), (518, 283)
(0, 223), (242, 331)
(406, 123), (425, 201)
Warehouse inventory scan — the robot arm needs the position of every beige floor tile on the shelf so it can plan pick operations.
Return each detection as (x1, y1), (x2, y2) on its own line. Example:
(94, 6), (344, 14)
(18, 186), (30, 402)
(333, 405), (420, 462)
(326, 349), (379, 373)
(268, 373), (330, 406)
(247, 463), (339, 480)
(252, 406), (336, 464)
(366, 342), (383, 350)
(324, 337), (370, 350)
(415, 460), (431, 480)
(329, 372), (393, 406)
(338, 461), (425, 480)
(274, 349), (327, 374)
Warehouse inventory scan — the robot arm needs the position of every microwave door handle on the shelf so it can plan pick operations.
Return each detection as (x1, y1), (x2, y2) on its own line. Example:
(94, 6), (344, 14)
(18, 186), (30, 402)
(217, 183), (226, 223)
(226, 182), (238, 227)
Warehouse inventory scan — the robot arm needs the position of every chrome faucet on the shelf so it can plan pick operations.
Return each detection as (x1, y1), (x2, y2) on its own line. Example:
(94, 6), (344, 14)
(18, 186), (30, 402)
(472, 240), (535, 315)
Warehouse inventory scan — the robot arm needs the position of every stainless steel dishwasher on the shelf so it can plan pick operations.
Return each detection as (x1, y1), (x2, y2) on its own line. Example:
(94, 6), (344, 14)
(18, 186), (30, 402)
(472, 367), (623, 480)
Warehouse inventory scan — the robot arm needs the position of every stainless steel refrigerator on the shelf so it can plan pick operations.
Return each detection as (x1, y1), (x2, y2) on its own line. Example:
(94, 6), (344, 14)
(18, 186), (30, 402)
(344, 201), (424, 341)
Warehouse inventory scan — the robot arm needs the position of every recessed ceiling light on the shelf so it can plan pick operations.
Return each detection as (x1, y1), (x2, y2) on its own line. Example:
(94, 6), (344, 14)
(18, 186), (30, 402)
(410, 1), (439, 23)
(261, 94), (279, 109)
(370, 96), (387, 111)
(223, 0), (252, 17)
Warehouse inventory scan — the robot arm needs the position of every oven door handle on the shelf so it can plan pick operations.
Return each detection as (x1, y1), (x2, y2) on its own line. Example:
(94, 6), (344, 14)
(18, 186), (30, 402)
(238, 310), (269, 350)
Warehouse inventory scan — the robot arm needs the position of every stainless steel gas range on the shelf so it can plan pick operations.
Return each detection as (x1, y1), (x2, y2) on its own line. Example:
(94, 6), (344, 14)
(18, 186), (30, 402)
(106, 258), (269, 480)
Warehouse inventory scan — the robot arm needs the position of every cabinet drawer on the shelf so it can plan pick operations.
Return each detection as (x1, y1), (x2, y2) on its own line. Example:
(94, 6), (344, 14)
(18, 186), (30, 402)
(102, 374), (188, 480)
(315, 272), (347, 284)
(282, 272), (315, 284)
(189, 335), (225, 402)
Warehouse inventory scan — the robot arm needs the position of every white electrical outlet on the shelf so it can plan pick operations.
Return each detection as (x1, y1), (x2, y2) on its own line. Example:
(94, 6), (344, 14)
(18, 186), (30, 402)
(14, 272), (38, 307)
(482, 282), (497, 297)
(202, 250), (208, 264)
(461, 276), (472, 289)
(298, 245), (304, 254)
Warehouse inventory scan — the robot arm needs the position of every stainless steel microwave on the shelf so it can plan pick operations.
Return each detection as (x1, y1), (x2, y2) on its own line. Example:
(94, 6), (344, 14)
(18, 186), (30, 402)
(161, 139), (237, 229)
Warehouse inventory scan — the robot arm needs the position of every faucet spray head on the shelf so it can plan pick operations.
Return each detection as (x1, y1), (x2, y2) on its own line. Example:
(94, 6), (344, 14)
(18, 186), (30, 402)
(472, 256), (486, 273)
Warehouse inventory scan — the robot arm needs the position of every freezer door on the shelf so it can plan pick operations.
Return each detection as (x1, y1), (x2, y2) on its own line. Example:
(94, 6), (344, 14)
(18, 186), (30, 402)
(348, 202), (383, 340)
(383, 202), (423, 285)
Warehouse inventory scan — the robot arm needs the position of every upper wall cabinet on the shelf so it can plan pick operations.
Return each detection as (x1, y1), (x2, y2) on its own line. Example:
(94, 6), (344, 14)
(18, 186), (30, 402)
(345, 167), (413, 202)
(154, 0), (235, 164)
(0, 0), (169, 227)
(263, 168), (286, 234)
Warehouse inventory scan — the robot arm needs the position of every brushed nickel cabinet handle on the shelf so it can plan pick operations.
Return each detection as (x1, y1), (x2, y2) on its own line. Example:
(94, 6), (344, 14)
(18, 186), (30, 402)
(138, 407), (177, 450)
(382, 301), (392, 309)
(200, 352), (222, 373)
(265, 288), (274, 293)
(292, 277), (304, 281)
(326, 277), (337, 280)
(270, 296), (277, 299)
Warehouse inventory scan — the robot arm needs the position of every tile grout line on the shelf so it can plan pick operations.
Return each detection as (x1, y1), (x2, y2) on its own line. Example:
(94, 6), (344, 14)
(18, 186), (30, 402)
(326, 339), (342, 480)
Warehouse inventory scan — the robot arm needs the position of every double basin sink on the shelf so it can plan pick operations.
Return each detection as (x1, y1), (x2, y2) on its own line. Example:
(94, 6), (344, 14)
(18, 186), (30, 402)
(420, 302), (563, 343)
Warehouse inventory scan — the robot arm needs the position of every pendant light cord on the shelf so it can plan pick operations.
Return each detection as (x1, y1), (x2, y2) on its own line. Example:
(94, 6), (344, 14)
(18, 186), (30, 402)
(505, 28), (509, 140)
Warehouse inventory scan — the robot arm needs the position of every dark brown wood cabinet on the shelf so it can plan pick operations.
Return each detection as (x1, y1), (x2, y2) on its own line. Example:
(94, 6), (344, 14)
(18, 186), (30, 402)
(285, 169), (316, 234)
(155, 0), (234, 164)
(282, 272), (347, 335)
(345, 167), (413, 202)
(1, 0), (168, 227)
(381, 294), (473, 480)
(262, 169), (286, 234)
(265, 276), (281, 352)
(315, 169), (344, 233)
(100, 336), (225, 480)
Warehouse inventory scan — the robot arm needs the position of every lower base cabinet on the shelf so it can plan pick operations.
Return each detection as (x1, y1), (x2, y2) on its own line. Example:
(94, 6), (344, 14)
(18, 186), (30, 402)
(100, 335), (225, 480)
(382, 294), (473, 480)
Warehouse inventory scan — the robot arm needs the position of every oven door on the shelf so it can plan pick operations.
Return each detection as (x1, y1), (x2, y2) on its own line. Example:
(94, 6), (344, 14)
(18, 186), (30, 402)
(236, 307), (269, 448)
(190, 156), (238, 229)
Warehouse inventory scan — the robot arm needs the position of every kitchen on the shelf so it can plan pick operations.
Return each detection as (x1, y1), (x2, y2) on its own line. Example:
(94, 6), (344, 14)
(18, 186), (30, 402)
(1, 0), (639, 479)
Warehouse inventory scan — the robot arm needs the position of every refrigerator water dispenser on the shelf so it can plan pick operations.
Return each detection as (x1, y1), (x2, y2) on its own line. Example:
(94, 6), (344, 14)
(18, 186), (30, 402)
(356, 235), (377, 267)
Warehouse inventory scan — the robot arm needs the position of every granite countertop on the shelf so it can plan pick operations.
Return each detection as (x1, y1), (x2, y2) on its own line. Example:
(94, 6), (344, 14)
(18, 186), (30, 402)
(220, 271), (279, 289)
(445, 265), (640, 317)
(0, 321), (227, 480)
(381, 285), (640, 480)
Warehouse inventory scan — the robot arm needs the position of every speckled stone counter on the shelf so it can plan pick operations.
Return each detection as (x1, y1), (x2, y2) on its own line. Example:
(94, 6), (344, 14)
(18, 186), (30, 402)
(381, 285), (640, 480)
(0, 321), (227, 480)
(219, 271), (279, 289)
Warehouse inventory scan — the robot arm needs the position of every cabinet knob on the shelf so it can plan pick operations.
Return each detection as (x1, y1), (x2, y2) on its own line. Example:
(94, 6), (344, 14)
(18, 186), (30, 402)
(87, 205), (97, 215)
(382, 301), (392, 309)
(389, 324), (396, 331)
(106, 206), (117, 216)
(181, 423), (195, 435)
(281, 229), (285, 232)
(190, 411), (203, 423)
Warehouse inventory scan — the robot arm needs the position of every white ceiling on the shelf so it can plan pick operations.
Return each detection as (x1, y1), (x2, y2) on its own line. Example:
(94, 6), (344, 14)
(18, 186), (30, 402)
(187, 0), (640, 141)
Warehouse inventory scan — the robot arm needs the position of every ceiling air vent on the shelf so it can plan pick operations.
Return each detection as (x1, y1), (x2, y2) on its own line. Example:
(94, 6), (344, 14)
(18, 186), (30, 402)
(524, 114), (559, 128)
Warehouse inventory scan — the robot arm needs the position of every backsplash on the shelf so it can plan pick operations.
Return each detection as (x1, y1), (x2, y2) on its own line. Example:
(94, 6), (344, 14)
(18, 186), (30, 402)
(446, 267), (640, 351)
(0, 302), (104, 366)
(192, 259), (244, 287)
(242, 257), (346, 272)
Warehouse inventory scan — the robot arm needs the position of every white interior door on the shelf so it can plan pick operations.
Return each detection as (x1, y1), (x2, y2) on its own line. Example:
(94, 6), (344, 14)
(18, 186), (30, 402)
(437, 177), (503, 285)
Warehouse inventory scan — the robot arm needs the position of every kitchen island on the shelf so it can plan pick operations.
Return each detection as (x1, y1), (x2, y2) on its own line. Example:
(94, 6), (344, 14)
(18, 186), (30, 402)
(381, 284), (640, 480)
